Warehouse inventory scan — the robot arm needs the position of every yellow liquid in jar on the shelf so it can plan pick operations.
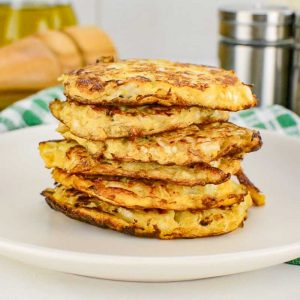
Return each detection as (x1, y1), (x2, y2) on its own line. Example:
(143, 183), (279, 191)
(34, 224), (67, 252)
(0, 2), (77, 47)
(0, 3), (12, 46)
(55, 4), (77, 28)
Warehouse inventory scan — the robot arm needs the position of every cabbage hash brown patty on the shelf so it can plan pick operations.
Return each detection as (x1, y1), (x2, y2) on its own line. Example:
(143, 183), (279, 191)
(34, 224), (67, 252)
(58, 122), (261, 165)
(50, 99), (229, 140)
(39, 140), (242, 186)
(60, 59), (256, 111)
(42, 185), (253, 239)
(51, 168), (248, 210)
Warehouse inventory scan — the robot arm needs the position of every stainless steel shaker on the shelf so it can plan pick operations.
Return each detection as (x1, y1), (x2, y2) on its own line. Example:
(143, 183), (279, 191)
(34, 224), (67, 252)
(291, 13), (300, 115)
(218, 6), (294, 107)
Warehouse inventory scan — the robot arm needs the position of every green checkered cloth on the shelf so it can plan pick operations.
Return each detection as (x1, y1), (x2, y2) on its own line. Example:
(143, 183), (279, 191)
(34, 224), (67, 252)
(0, 86), (64, 133)
(0, 87), (299, 265)
(231, 106), (300, 137)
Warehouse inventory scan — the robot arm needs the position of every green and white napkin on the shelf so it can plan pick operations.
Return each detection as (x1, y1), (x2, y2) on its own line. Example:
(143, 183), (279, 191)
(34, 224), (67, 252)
(0, 86), (63, 133)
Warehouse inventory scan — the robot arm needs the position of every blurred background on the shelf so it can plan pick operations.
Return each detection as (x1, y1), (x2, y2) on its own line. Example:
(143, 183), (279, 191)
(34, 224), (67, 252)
(1, 0), (300, 113)
(76, 0), (300, 64)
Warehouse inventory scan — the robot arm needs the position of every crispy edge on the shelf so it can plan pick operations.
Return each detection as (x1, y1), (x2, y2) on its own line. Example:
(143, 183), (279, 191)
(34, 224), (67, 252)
(103, 124), (262, 165)
(51, 168), (246, 210)
(42, 189), (249, 239)
(236, 169), (265, 206)
(50, 99), (230, 140)
(39, 139), (238, 186)
(57, 123), (262, 165)
(62, 60), (257, 111)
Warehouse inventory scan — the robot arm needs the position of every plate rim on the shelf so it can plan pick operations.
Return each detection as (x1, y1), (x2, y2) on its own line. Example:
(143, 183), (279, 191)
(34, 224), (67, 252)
(0, 236), (299, 265)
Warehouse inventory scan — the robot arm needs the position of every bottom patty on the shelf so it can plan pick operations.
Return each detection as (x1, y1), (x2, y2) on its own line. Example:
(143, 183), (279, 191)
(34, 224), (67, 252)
(42, 186), (253, 239)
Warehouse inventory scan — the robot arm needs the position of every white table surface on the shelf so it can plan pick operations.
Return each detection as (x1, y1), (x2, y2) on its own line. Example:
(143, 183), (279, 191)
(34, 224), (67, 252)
(0, 256), (299, 300)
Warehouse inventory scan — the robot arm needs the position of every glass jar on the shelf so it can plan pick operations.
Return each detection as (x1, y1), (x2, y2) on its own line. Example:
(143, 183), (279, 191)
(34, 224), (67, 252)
(0, 0), (77, 47)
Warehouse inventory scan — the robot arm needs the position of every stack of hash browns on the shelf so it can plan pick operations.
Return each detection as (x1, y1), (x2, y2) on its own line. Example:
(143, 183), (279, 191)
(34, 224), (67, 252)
(39, 59), (265, 239)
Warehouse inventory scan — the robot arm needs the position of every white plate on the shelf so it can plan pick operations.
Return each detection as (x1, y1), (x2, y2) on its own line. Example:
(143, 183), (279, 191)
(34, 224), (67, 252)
(0, 125), (299, 282)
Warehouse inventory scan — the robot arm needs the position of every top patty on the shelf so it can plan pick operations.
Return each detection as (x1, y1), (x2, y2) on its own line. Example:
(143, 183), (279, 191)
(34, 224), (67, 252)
(50, 99), (229, 140)
(43, 186), (252, 239)
(60, 59), (256, 111)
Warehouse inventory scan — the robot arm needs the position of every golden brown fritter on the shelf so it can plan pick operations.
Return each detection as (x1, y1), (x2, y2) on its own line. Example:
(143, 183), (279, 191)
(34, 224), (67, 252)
(50, 99), (229, 140)
(39, 140), (242, 186)
(42, 186), (253, 239)
(58, 122), (261, 165)
(60, 59), (256, 111)
(51, 168), (248, 210)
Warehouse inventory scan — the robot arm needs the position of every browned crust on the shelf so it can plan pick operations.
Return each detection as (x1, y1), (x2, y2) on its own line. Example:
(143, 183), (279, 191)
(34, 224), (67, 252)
(39, 139), (244, 186)
(51, 169), (246, 210)
(61, 59), (256, 111)
(42, 189), (247, 239)
(68, 94), (256, 111)
(212, 130), (262, 160)
(43, 189), (139, 236)
(236, 169), (266, 206)
(66, 155), (231, 186)
(68, 62), (239, 90)
(236, 169), (261, 193)
(50, 99), (229, 140)
(101, 122), (262, 165)
(58, 122), (262, 166)
(65, 98), (226, 117)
